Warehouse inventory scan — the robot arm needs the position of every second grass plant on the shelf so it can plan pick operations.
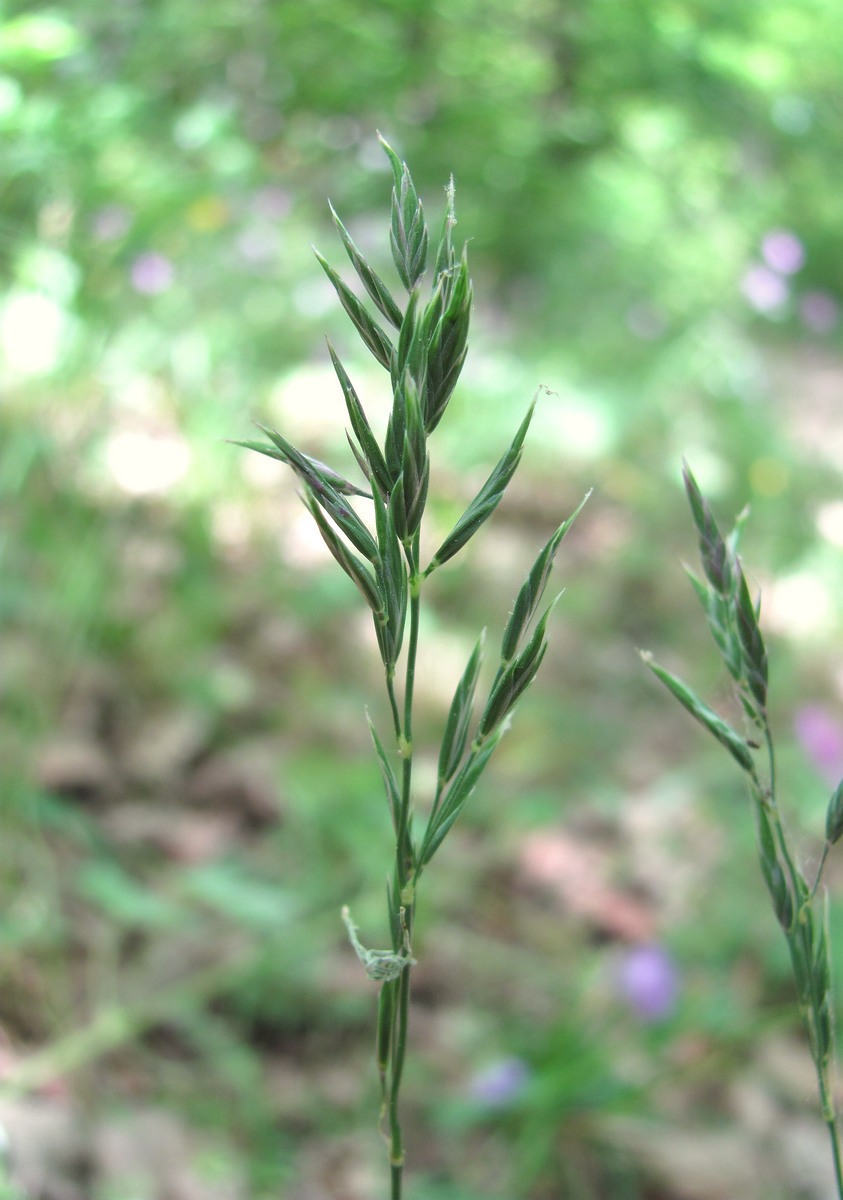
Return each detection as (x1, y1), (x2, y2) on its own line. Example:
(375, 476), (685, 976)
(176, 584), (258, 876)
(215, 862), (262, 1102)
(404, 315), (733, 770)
(643, 465), (843, 1198)
(238, 138), (587, 1197)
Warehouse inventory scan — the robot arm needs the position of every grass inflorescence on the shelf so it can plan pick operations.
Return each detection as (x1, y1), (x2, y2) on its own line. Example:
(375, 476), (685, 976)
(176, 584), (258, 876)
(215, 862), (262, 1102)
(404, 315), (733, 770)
(643, 463), (843, 1198)
(236, 137), (587, 1198)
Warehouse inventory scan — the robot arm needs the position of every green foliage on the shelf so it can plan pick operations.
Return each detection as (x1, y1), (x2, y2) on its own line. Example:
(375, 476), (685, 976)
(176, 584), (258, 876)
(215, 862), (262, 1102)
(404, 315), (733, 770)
(76, 860), (184, 930)
(5, 0), (843, 436)
(180, 862), (296, 930)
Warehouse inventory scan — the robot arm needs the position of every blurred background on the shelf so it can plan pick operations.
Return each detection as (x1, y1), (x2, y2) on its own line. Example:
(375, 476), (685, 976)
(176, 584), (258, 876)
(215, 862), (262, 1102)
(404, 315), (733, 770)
(3, 1), (843, 1196)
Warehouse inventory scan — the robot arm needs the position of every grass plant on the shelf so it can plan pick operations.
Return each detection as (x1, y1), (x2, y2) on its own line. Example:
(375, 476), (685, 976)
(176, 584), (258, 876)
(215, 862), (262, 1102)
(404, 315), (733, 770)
(236, 138), (587, 1197)
(643, 464), (843, 1198)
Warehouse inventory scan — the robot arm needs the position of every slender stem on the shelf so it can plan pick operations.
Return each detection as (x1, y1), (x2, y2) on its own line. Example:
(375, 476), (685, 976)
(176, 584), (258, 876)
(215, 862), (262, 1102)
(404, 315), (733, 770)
(826, 1109), (843, 1200)
(387, 954), (412, 1191)
(384, 533), (422, 1199)
(811, 1015), (842, 1183)
(812, 841), (832, 899)
(386, 674), (402, 742)
(402, 541), (422, 762)
(376, 982), (394, 1118)
(763, 729), (803, 900)
(814, 1030), (843, 1190)
(391, 1159), (403, 1200)
(396, 538), (421, 888)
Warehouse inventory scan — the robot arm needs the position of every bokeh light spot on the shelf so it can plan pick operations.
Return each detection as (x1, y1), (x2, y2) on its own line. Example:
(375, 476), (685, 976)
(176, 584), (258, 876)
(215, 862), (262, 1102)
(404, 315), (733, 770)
(749, 457), (789, 497)
(105, 430), (191, 496)
(0, 291), (68, 376)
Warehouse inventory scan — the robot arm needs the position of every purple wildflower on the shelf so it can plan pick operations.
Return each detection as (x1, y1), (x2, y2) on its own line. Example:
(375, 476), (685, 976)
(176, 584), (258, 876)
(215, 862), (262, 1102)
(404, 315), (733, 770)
(741, 265), (788, 314)
(617, 944), (678, 1022)
(130, 252), (175, 295)
(761, 230), (805, 276)
(794, 705), (843, 785)
(467, 1057), (530, 1107)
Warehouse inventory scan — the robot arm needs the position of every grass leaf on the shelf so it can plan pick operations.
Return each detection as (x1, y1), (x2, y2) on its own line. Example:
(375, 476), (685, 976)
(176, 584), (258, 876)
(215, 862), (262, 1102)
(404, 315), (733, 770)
(327, 343), (393, 496)
(501, 491), (590, 662)
(367, 711), (401, 833)
(641, 652), (757, 775)
(682, 461), (733, 596)
(419, 729), (504, 868)
(315, 250), (394, 370)
(256, 424), (379, 562)
(425, 401), (536, 573)
(437, 631), (485, 787)
(304, 492), (384, 616)
(329, 200), (403, 329)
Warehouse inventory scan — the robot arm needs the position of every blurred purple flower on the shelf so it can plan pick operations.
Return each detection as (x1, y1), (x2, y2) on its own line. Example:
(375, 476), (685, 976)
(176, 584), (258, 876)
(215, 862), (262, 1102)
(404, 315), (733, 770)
(794, 705), (843, 785)
(92, 205), (131, 242)
(617, 944), (678, 1021)
(799, 291), (839, 334)
(467, 1057), (530, 1107)
(130, 252), (175, 295)
(761, 230), (805, 275)
(741, 265), (789, 314)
